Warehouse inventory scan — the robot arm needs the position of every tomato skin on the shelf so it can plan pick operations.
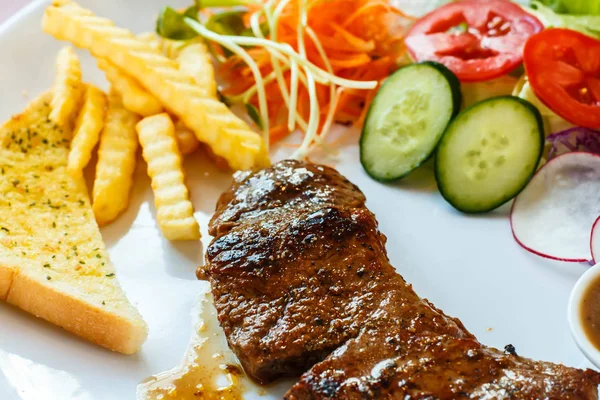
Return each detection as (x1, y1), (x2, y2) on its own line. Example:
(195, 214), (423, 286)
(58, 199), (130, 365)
(524, 29), (600, 129)
(405, 0), (543, 82)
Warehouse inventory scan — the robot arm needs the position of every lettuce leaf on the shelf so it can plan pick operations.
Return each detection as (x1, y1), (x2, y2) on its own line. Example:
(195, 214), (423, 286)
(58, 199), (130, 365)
(513, 76), (573, 134)
(533, 0), (600, 15)
(156, 6), (200, 40)
(529, 2), (600, 38)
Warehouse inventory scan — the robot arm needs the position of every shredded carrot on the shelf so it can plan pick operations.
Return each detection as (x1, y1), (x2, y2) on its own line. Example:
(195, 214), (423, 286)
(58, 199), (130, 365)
(216, 0), (413, 147)
(269, 123), (290, 143)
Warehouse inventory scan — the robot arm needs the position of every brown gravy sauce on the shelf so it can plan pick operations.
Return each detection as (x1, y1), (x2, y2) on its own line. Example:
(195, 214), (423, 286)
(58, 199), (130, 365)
(137, 289), (264, 399)
(580, 274), (600, 351)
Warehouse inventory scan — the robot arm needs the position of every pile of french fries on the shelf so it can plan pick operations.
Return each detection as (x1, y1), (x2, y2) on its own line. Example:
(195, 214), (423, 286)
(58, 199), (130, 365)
(41, 0), (270, 241)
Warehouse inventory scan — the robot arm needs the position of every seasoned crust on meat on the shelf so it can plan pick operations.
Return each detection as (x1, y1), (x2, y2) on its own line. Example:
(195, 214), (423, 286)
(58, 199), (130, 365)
(206, 160), (600, 398)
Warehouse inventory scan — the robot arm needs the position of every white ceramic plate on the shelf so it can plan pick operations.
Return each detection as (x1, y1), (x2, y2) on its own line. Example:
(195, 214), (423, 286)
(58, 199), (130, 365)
(0, 1), (595, 399)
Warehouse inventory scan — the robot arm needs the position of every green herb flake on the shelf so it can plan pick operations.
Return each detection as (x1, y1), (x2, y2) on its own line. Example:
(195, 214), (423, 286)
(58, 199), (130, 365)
(105, 273), (115, 277)
(0, 227), (9, 233)
(46, 275), (51, 280)
(43, 263), (51, 268)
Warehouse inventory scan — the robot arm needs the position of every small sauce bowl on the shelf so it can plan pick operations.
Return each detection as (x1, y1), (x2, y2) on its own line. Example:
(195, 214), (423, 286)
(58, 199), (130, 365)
(569, 262), (600, 368)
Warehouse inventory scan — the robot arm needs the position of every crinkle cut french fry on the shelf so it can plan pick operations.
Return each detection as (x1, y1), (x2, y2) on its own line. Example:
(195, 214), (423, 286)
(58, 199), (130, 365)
(161, 39), (215, 98)
(92, 91), (140, 226)
(174, 120), (200, 156)
(136, 113), (200, 240)
(49, 46), (84, 130)
(174, 42), (218, 99)
(68, 84), (107, 174)
(137, 32), (162, 52)
(97, 58), (163, 117)
(160, 38), (183, 59)
(43, 1), (269, 170)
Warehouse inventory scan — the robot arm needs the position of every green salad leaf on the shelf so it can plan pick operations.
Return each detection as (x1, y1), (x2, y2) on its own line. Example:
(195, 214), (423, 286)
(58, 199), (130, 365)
(205, 9), (247, 36)
(199, 0), (259, 7)
(205, 9), (269, 37)
(532, 0), (600, 15)
(156, 6), (200, 40)
(529, 2), (600, 39)
(245, 103), (263, 129)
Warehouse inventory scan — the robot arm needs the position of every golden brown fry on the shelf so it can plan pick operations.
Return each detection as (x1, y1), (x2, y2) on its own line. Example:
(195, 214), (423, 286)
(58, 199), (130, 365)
(137, 32), (162, 52)
(165, 40), (217, 99)
(49, 46), (84, 129)
(68, 84), (107, 174)
(92, 90), (140, 226)
(136, 113), (200, 240)
(174, 119), (200, 156)
(43, 0), (269, 170)
(97, 58), (163, 117)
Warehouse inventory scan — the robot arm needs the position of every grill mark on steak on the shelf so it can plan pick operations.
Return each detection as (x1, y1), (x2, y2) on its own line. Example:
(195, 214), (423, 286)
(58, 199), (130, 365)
(205, 160), (600, 398)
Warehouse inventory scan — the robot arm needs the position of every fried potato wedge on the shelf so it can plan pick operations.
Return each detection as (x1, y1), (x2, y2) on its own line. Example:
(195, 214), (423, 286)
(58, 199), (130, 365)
(68, 84), (107, 174)
(97, 58), (163, 117)
(49, 46), (84, 130)
(92, 91), (140, 226)
(136, 114), (200, 240)
(43, 0), (269, 170)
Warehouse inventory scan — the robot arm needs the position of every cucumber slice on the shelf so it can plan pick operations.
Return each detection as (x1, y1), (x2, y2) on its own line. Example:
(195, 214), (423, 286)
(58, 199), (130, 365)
(435, 96), (544, 213)
(360, 62), (461, 181)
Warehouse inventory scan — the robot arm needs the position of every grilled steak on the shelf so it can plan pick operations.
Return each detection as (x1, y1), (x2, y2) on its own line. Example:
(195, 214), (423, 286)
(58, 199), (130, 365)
(205, 160), (600, 398)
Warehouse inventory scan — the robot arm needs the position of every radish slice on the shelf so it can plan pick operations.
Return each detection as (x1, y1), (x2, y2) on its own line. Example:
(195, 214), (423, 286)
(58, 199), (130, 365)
(511, 152), (600, 262)
(591, 216), (600, 264)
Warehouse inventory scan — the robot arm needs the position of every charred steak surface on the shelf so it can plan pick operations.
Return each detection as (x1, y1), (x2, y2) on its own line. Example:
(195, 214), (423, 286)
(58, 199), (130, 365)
(205, 160), (600, 399)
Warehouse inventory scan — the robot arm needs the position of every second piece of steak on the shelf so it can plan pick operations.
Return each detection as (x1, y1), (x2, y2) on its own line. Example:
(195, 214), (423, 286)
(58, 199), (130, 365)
(205, 160), (600, 398)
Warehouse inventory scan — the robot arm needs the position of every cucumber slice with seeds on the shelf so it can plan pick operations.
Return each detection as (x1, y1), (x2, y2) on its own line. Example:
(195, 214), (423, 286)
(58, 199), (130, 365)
(360, 62), (461, 181)
(435, 96), (544, 213)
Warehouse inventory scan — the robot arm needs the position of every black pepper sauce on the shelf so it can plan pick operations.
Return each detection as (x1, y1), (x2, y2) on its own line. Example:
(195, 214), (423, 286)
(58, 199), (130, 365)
(137, 291), (256, 400)
(580, 274), (600, 351)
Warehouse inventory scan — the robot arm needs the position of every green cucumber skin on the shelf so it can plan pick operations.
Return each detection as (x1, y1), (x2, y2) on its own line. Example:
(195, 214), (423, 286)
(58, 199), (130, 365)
(434, 96), (545, 214)
(360, 61), (462, 182)
(422, 61), (462, 119)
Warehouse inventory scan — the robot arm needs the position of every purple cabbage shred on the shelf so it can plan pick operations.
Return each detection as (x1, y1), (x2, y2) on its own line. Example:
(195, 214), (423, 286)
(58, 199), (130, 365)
(547, 127), (600, 160)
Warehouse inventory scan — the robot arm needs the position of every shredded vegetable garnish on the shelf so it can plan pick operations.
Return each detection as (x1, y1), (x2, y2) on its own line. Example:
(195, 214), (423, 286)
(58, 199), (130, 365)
(547, 127), (600, 159)
(176, 0), (413, 156)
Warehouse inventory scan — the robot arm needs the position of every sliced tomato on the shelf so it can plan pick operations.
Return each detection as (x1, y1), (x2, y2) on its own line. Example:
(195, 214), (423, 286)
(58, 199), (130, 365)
(405, 0), (543, 82)
(524, 29), (600, 129)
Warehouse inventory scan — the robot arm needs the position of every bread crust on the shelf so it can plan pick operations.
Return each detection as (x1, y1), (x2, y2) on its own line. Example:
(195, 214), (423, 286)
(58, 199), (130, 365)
(0, 91), (148, 354)
(4, 269), (146, 354)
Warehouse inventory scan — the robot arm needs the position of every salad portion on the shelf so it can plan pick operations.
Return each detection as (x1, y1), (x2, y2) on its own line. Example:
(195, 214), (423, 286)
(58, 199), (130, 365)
(358, 0), (600, 263)
(156, 0), (600, 262)
(157, 0), (414, 157)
